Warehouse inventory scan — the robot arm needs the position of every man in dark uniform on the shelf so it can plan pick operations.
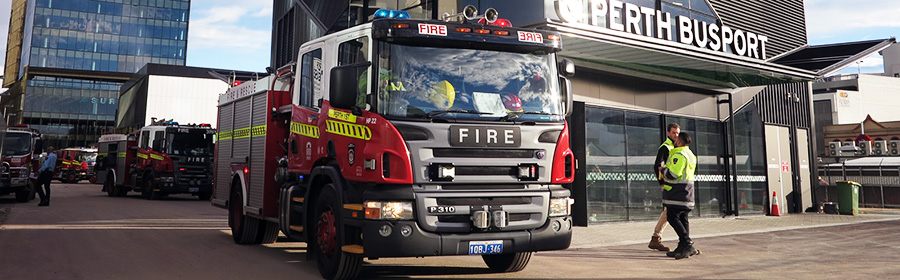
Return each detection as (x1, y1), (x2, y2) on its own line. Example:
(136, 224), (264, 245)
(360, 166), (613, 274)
(660, 133), (699, 259)
(648, 123), (679, 251)
(36, 146), (56, 206)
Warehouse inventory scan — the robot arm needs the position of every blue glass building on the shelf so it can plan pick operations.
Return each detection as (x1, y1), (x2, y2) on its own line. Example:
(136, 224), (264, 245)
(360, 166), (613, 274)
(3, 0), (190, 148)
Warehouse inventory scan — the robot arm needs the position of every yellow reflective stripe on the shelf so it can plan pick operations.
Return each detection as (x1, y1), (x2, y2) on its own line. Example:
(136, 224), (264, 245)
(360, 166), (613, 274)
(219, 125), (266, 141)
(117, 152), (127, 158)
(325, 120), (371, 140)
(291, 122), (320, 139)
(218, 131), (233, 141)
(662, 185), (673, 191)
(98, 153), (108, 157)
(150, 154), (164, 161)
(137, 153), (148, 159)
(328, 109), (357, 123)
(62, 161), (71, 164)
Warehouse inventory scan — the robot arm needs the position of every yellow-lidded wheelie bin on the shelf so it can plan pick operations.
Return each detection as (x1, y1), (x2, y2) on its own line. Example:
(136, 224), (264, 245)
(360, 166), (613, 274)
(835, 181), (860, 215)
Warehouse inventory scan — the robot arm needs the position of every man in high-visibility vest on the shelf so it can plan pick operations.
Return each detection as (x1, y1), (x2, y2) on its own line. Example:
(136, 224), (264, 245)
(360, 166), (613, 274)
(649, 123), (679, 251)
(659, 132), (699, 259)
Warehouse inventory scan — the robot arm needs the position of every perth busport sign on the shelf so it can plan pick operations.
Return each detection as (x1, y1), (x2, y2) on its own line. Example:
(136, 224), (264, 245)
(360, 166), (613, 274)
(556, 0), (770, 60)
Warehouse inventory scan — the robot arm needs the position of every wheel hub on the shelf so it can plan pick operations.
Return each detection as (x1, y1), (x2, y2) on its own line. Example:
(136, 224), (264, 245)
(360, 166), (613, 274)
(317, 208), (336, 258)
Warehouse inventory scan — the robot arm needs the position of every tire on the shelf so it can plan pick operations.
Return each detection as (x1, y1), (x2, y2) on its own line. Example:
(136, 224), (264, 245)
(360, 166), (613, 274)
(229, 181), (259, 244)
(255, 220), (279, 244)
(15, 182), (36, 202)
(314, 184), (362, 280)
(105, 175), (117, 197)
(141, 175), (161, 200)
(482, 252), (533, 272)
(66, 172), (78, 184)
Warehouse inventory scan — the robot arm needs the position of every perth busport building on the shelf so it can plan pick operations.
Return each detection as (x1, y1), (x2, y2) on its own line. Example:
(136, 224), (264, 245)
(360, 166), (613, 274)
(275, 0), (817, 225)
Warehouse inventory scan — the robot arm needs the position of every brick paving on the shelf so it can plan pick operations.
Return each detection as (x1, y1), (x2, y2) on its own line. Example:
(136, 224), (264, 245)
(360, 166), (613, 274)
(570, 209), (900, 249)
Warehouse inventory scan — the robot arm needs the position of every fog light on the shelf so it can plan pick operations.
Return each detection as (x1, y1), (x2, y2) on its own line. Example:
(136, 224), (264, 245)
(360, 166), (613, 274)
(551, 220), (561, 232)
(400, 225), (412, 237)
(365, 201), (414, 220)
(472, 210), (490, 229)
(379, 224), (392, 237)
(518, 164), (538, 180)
(430, 164), (455, 181)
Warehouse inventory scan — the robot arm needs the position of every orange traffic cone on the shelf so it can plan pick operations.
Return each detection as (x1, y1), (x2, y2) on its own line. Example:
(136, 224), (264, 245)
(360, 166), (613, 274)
(740, 192), (748, 209)
(770, 191), (782, 216)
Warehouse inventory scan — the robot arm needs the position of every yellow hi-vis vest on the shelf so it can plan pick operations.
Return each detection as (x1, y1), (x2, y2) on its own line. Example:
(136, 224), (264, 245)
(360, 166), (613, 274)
(662, 146), (696, 208)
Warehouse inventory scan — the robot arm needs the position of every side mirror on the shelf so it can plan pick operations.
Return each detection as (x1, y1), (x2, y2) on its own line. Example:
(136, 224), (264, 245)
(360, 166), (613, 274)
(559, 58), (575, 78)
(329, 61), (371, 112)
(560, 77), (574, 117)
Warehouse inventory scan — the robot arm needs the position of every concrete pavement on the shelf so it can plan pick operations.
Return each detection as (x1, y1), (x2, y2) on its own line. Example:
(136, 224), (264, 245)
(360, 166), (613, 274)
(570, 208), (900, 249)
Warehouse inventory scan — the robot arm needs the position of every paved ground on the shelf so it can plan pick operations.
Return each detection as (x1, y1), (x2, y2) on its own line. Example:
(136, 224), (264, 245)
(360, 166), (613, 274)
(3, 183), (900, 279)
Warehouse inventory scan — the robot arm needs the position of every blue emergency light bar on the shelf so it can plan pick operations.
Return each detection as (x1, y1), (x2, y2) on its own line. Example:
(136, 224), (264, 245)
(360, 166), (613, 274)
(373, 9), (410, 19)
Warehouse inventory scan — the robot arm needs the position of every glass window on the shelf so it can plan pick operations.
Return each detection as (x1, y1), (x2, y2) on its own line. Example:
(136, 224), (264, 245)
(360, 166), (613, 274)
(585, 107), (626, 222)
(299, 48), (323, 108)
(625, 111), (663, 220)
(733, 102), (766, 215)
(338, 37), (368, 66)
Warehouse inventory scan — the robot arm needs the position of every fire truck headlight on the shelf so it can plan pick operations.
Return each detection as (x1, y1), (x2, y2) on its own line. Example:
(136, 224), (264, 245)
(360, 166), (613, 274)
(549, 197), (574, 217)
(160, 177), (175, 183)
(365, 201), (414, 220)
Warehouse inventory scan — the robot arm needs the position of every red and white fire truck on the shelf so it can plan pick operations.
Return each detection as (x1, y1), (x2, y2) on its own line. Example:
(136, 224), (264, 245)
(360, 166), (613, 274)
(95, 120), (216, 200)
(0, 125), (42, 202)
(54, 147), (97, 183)
(213, 6), (575, 279)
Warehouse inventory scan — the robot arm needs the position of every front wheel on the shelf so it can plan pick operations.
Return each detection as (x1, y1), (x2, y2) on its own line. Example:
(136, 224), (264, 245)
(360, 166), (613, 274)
(15, 182), (36, 202)
(314, 184), (362, 280)
(141, 176), (161, 200)
(482, 252), (533, 272)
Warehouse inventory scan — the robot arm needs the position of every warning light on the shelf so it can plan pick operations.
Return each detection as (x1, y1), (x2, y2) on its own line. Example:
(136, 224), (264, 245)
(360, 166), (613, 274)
(243, 167), (249, 174)
(478, 18), (512, 27)
(232, 81), (242, 86)
(373, 9), (410, 19)
(180, 168), (185, 171)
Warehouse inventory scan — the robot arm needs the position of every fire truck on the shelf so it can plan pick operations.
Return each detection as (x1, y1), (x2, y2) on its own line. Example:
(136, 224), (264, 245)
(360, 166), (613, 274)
(95, 120), (216, 200)
(0, 125), (42, 202)
(55, 147), (96, 183)
(213, 6), (575, 279)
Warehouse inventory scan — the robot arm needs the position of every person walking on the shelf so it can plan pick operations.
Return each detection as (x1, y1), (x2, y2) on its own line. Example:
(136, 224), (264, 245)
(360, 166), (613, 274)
(660, 133), (699, 259)
(648, 123), (679, 251)
(36, 146), (56, 206)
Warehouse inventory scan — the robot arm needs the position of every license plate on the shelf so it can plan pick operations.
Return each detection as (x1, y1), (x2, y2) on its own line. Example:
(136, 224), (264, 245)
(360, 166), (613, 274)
(468, 240), (503, 255)
(189, 187), (199, 193)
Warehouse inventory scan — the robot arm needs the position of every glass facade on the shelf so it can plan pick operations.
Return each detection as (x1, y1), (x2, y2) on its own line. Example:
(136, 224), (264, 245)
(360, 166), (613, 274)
(584, 106), (730, 223)
(27, 0), (188, 73)
(9, 0), (190, 148)
(732, 102), (768, 214)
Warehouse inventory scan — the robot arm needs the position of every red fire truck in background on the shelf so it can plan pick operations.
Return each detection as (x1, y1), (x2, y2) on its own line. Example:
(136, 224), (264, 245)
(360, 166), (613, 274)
(0, 125), (42, 202)
(213, 6), (576, 279)
(95, 120), (216, 200)
(54, 147), (97, 183)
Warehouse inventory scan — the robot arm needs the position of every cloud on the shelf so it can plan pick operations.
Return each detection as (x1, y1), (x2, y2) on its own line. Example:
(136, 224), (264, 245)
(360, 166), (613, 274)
(187, 4), (271, 52)
(805, 0), (900, 40)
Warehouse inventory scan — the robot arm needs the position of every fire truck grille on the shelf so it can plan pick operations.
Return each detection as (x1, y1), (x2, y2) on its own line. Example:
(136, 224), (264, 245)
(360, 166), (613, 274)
(417, 192), (549, 233)
(174, 164), (212, 186)
(432, 148), (536, 158)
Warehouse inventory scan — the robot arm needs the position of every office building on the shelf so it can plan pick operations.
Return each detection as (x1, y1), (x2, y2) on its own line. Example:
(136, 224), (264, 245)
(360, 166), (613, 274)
(3, 0), (190, 148)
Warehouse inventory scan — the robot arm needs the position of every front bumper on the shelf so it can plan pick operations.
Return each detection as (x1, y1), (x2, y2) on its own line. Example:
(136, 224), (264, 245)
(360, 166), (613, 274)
(359, 216), (572, 258)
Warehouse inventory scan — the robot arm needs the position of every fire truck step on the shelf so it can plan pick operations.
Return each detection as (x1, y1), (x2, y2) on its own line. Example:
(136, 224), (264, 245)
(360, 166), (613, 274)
(289, 225), (303, 232)
(341, 245), (364, 254)
(291, 197), (304, 203)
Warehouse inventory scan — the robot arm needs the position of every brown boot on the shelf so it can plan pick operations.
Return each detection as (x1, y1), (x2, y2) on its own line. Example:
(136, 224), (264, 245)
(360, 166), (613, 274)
(648, 236), (670, 251)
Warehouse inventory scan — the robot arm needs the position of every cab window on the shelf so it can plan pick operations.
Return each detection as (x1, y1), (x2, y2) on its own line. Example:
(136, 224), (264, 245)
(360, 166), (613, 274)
(299, 48), (323, 108)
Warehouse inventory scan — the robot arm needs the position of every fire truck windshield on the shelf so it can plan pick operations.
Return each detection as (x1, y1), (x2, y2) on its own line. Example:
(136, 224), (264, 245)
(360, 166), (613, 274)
(167, 132), (214, 156)
(375, 42), (563, 122)
(2, 132), (32, 156)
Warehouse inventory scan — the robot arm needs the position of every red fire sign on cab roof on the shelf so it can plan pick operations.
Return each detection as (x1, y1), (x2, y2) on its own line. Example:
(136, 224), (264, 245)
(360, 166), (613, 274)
(517, 31), (543, 43)
(418, 23), (447, 36)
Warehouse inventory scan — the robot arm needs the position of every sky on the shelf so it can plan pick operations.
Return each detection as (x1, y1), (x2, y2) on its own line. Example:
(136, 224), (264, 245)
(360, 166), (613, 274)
(1, 0), (900, 78)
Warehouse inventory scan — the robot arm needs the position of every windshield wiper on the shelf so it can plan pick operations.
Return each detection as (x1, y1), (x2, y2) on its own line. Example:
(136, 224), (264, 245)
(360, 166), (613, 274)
(499, 111), (557, 122)
(425, 109), (493, 118)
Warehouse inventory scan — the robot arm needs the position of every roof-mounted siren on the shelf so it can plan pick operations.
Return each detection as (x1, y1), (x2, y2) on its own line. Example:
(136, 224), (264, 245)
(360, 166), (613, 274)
(442, 5), (483, 23)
